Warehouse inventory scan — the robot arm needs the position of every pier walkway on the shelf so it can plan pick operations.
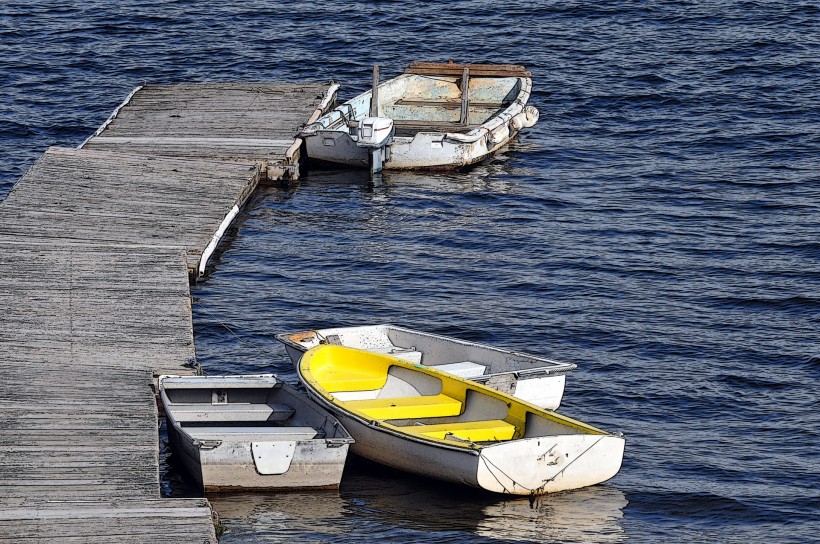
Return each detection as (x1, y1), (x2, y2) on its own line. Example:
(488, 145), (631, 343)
(0, 83), (332, 541)
(82, 82), (336, 181)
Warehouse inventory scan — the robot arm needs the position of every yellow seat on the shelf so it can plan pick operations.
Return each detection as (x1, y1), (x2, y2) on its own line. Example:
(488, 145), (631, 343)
(346, 394), (462, 420)
(400, 419), (516, 442)
(320, 375), (386, 393)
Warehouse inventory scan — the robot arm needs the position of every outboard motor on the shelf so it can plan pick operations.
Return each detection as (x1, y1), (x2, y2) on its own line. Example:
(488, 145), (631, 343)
(356, 116), (394, 174)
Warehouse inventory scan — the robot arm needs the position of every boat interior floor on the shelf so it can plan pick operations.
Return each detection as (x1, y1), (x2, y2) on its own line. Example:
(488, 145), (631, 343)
(171, 401), (323, 439)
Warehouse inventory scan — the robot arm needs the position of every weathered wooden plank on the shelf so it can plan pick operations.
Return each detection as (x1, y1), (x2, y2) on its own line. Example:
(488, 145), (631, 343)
(459, 66), (470, 125)
(0, 147), (260, 275)
(0, 499), (216, 543)
(0, 245), (195, 512)
(405, 61), (532, 77)
(82, 82), (331, 178)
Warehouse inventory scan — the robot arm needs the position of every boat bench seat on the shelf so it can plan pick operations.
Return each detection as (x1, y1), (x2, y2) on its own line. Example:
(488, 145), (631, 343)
(392, 120), (481, 135)
(346, 394), (462, 420)
(185, 426), (318, 442)
(171, 403), (295, 423)
(366, 346), (423, 363)
(399, 419), (516, 442)
(394, 99), (508, 110)
(433, 361), (488, 379)
(321, 375), (387, 393)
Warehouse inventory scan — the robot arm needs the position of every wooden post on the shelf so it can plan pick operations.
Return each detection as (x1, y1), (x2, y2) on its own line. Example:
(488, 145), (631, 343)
(459, 66), (470, 125)
(370, 64), (379, 117)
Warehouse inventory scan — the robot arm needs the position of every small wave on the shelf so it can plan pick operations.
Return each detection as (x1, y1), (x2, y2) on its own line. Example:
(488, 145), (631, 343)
(627, 73), (673, 84)
(705, 295), (820, 312)
(627, 490), (774, 522)
(713, 373), (791, 390)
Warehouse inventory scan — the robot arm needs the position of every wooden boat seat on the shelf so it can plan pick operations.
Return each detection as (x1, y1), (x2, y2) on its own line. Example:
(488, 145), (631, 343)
(399, 419), (516, 442)
(394, 99), (508, 110)
(345, 394), (462, 420)
(405, 61), (531, 78)
(393, 120), (480, 136)
(170, 403), (295, 423)
(185, 426), (318, 442)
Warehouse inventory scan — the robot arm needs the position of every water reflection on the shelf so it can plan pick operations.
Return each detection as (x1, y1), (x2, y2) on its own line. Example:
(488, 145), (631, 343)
(477, 487), (628, 543)
(208, 457), (627, 543)
(294, 148), (526, 197)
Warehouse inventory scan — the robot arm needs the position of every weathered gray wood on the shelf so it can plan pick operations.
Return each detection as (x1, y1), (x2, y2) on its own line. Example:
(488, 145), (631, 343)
(82, 82), (330, 179)
(0, 147), (260, 276)
(0, 156), (235, 537)
(371, 65), (379, 117)
(459, 67), (470, 125)
(0, 243), (216, 539)
(0, 499), (216, 543)
(0, 82), (335, 541)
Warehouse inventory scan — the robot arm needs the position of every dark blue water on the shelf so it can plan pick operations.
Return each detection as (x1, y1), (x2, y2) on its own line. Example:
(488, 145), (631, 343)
(3, 1), (819, 542)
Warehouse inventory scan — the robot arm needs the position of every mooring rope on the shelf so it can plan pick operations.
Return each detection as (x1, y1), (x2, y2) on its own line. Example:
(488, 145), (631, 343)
(191, 300), (284, 359)
(540, 436), (605, 486)
(479, 435), (606, 494)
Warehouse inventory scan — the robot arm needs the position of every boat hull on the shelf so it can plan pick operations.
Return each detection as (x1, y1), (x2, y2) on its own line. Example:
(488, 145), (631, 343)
(304, 124), (524, 170)
(161, 375), (353, 492)
(297, 346), (625, 496)
(167, 422), (350, 492)
(301, 382), (623, 496)
(301, 65), (538, 170)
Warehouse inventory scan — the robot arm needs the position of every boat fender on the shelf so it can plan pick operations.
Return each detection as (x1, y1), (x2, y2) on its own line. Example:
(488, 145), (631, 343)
(523, 105), (539, 128)
(511, 106), (539, 131)
(488, 124), (510, 146)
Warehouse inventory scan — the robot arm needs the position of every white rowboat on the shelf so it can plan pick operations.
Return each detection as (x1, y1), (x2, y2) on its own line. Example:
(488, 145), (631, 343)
(275, 324), (576, 410)
(160, 374), (353, 492)
(297, 345), (624, 496)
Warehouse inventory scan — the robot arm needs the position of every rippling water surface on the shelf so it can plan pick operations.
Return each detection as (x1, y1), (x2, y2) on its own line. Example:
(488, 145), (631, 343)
(2, 1), (819, 542)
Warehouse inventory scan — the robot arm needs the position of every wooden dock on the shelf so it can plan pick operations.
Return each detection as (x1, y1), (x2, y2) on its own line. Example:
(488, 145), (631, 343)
(81, 82), (337, 181)
(0, 83), (332, 541)
(0, 147), (262, 278)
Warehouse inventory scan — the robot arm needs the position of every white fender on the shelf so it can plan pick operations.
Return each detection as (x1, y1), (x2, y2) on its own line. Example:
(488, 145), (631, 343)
(522, 105), (539, 128)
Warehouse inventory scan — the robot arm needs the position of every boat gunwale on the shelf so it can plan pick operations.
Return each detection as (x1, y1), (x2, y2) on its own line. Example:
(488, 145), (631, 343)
(302, 73), (533, 146)
(274, 324), (577, 375)
(297, 346), (616, 456)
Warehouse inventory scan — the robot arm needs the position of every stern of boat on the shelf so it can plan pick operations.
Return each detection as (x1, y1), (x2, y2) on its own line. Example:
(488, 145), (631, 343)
(476, 433), (625, 495)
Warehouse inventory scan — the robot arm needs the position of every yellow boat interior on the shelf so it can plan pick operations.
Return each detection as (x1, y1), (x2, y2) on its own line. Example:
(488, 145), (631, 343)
(300, 345), (607, 448)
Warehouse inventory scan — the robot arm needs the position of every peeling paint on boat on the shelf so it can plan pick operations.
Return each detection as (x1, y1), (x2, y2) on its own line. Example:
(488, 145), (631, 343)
(301, 63), (539, 170)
